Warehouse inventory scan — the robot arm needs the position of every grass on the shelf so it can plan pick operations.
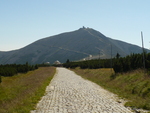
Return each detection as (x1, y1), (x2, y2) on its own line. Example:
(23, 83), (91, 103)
(0, 67), (56, 113)
(72, 67), (150, 111)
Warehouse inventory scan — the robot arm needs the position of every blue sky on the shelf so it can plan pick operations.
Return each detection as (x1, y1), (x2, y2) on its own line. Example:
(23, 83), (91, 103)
(1, 0), (150, 51)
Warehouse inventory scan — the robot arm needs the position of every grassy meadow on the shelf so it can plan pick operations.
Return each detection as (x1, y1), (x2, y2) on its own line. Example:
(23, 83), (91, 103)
(0, 67), (56, 113)
(72, 68), (150, 111)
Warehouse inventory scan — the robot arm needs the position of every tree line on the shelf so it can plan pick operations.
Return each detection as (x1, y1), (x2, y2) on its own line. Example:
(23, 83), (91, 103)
(63, 52), (150, 73)
(0, 62), (38, 79)
(113, 52), (150, 73)
(0, 62), (54, 83)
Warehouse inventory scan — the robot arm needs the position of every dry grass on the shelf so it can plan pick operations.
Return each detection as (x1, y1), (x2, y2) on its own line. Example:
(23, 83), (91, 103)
(0, 67), (56, 113)
(72, 67), (150, 111)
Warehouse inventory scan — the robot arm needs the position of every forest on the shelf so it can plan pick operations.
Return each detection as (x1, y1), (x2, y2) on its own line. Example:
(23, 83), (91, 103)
(63, 52), (150, 73)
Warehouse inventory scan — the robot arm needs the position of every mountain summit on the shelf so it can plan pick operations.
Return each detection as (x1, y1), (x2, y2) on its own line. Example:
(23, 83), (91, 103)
(0, 27), (144, 64)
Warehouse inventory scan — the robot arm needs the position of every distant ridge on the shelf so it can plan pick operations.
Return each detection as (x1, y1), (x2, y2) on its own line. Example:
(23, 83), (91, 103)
(0, 27), (147, 64)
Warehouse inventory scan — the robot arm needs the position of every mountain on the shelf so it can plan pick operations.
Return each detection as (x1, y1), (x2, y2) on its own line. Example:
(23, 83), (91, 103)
(0, 27), (147, 64)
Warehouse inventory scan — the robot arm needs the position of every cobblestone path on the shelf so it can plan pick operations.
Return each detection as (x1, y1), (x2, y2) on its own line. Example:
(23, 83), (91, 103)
(31, 67), (133, 113)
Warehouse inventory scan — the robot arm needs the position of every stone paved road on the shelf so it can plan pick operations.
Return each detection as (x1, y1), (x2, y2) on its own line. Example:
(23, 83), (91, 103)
(31, 67), (133, 113)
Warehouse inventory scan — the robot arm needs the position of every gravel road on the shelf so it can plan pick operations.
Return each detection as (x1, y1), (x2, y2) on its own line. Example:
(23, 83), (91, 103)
(31, 67), (133, 113)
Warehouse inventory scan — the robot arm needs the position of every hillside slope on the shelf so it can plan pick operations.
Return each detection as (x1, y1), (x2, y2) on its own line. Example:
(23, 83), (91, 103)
(0, 27), (145, 64)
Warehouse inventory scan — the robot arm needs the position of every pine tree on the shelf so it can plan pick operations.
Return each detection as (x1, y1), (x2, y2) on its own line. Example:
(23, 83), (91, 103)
(116, 53), (120, 59)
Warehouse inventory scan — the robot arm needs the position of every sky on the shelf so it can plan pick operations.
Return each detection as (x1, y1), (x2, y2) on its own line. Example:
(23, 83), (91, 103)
(1, 0), (150, 51)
